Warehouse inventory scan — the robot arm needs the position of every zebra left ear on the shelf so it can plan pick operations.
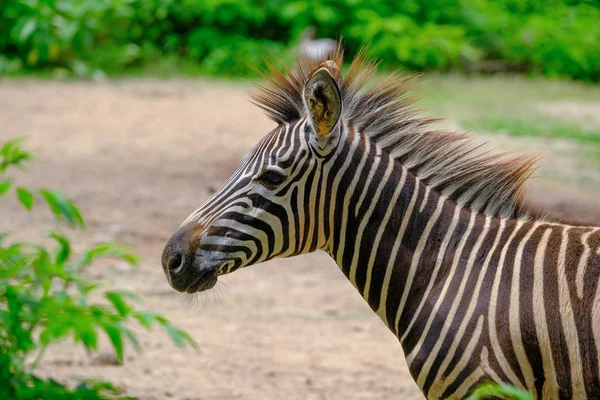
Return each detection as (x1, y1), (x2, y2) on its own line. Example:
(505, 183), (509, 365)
(303, 67), (342, 139)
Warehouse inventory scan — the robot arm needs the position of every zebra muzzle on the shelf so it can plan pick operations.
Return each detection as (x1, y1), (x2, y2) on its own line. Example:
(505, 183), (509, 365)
(162, 223), (217, 293)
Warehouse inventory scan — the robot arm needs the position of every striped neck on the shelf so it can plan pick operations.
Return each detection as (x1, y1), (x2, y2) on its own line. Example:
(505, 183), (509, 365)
(324, 132), (495, 341)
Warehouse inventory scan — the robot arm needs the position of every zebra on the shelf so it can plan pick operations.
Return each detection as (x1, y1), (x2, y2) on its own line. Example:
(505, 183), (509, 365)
(161, 47), (600, 399)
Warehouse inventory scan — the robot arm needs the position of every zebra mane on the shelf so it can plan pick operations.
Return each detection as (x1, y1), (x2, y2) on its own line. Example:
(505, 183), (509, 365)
(251, 45), (538, 219)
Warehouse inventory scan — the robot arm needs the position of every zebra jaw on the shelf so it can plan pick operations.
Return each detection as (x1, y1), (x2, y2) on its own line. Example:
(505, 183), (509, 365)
(184, 256), (235, 294)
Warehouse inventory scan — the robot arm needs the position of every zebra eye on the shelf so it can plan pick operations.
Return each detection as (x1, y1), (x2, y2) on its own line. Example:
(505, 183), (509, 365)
(257, 170), (286, 188)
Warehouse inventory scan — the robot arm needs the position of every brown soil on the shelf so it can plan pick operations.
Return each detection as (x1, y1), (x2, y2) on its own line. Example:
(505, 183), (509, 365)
(2, 79), (600, 400)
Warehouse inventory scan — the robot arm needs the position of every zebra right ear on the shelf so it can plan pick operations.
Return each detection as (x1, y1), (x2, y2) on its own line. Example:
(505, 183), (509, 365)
(303, 67), (342, 140)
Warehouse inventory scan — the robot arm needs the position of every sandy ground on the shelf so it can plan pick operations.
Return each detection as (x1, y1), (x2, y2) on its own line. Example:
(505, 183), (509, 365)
(2, 79), (600, 400)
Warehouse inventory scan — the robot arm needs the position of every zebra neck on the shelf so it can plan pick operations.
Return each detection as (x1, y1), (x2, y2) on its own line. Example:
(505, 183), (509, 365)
(326, 160), (483, 340)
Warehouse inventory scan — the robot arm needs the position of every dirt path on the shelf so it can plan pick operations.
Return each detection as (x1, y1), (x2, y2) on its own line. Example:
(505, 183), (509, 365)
(2, 79), (599, 400)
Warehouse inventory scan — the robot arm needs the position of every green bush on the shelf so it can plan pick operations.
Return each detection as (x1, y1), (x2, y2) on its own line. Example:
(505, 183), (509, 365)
(0, 138), (197, 399)
(1, 0), (599, 81)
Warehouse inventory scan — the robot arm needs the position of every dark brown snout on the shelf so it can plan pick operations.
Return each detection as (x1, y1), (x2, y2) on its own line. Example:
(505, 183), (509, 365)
(161, 222), (216, 293)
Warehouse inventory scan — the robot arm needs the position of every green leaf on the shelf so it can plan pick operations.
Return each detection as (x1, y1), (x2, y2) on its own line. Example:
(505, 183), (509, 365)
(0, 137), (32, 172)
(102, 324), (124, 363)
(160, 321), (198, 350)
(0, 180), (11, 195)
(119, 325), (141, 353)
(40, 322), (71, 346)
(16, 187), (34, 210)
(79, 243), (139, 269)
(163, 323), (185, 348)
(19, 18), (37, 43)
(105, 291), (132, 317)
(49, 232), (71, 264)
(466, 383), (534, 400)
(78, 379), (125, 397)
(133, 310), (159, 329)
(39, 189), (84, 228)
(80, 329), (98, 351)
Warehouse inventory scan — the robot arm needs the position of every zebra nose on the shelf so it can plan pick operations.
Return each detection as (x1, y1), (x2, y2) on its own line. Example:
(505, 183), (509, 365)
(161, 236), (192, 292)
(162, 223), (205, 291)
(161, 234), (189, 280)
(166, 252), (185, 275)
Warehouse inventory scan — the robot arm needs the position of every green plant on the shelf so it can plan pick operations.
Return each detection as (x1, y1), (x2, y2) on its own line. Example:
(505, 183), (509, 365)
(1, 0), (127, 74)
(0, 138), (197, 399)
(466, 382), (534, 400)
(1, 0), (599, 81)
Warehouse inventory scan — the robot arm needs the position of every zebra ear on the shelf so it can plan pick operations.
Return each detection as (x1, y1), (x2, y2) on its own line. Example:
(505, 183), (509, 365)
(303, 67), (342, 139)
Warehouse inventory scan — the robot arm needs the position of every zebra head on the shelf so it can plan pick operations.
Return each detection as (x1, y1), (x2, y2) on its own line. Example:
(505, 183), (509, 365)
(161, 66), (343, 293)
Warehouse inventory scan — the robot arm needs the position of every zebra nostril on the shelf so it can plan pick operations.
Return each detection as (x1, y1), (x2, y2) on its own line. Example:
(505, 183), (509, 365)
(167, 253), (185, 274)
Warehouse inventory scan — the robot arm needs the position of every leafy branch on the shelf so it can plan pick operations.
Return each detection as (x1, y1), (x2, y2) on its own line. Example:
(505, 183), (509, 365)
(0, 138), (197, 399)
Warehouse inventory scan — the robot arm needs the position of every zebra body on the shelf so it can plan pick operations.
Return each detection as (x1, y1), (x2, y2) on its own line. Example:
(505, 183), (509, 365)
(162, 49), (600, 398)
(326, 137), (600, 398)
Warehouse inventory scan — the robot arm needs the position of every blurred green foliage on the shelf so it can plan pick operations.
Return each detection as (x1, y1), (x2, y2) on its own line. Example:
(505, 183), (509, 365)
(0, 138), (197, 399)
(465, 382), (534, 400)
(1, 0), (599, 80)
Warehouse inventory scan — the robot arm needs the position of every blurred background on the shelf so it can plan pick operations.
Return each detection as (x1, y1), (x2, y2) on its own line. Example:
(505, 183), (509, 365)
(1, 1), (600, 399)
(1, 0), (600, 80)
